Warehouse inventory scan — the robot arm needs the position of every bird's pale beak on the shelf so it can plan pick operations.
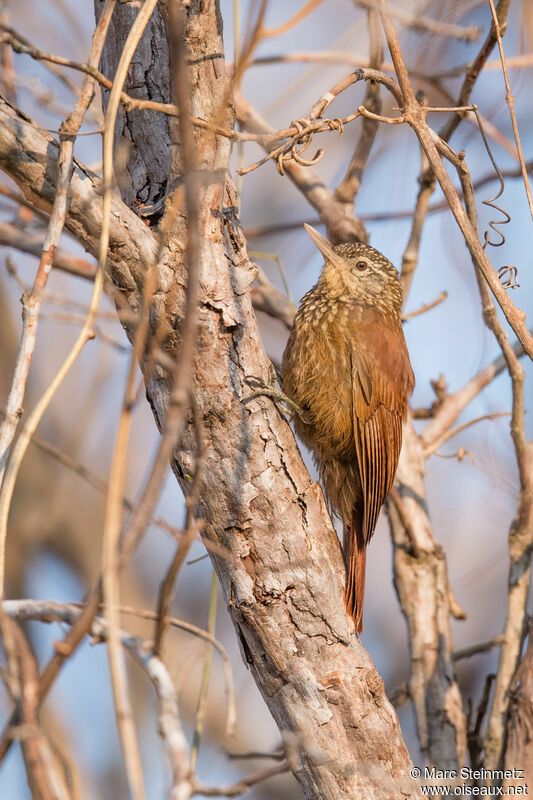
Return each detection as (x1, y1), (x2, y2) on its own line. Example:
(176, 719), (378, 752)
(303, 224), (346, 270)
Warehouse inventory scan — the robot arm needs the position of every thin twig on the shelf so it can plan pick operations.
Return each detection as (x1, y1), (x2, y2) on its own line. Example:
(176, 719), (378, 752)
(399, 148), (434, 303)
(1, 600), (192, 799)
(0, 2), (118, 600)
(227, 749), (285, 761)
(261, 0), (324, 39)
(453, 635), (506, 662)
(118, 5), (205, 564)
(97, 6), (163, 799)
(236, 93), (367, 243)
(248, 49), (533, 79)
(402, 291), (448, 321)
(376, 3), (533, 358)
(190, 569), (218, 772)
(0, 221), (97, 280)
(191, 763), (289, 798)
(335, 5), (382, 205)
(356, 0), (481, 41)
(0, 0), (116, 493)
(487, 0), (533, 222)
(424, 412), (511, 457)
(6, 620), (71, 800)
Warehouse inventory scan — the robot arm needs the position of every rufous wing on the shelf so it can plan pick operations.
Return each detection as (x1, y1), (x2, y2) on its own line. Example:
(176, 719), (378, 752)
(345, 322), (413, 631)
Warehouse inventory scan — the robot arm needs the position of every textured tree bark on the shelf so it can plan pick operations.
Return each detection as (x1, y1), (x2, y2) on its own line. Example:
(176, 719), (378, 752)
(504, 620), (533, 789)
(0, 1), (422, 796)
(95, 0), (171, 222)
(387, 421), (467, 770)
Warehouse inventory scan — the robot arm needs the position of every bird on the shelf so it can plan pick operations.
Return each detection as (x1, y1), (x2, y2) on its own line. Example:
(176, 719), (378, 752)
(281, 224), (414, 632)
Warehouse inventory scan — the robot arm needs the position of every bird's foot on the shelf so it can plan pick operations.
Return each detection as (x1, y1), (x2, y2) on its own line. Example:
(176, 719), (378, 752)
(243, 375), (310, 423)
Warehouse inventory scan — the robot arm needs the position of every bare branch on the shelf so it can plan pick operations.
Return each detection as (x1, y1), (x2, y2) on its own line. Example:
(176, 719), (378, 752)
(0, 0), (116, 495)
(191, 763), (289, 798)
(0, 221), (97, 281)
(424, 412), (511, 458)
(356, 0), (481, 41)
(385, 421), (467, 768)
(376, 2), (533, 358)
(438, 0), (511, 144)
(335, 6), (382, 205)
(2, 600), (192, 800)
(236, 93), (368, 244)
(487, 0), (533, 222)
(439, 103), (533, 779)
(453, 635), (506, 663)
(402, 291), (448, 322)
(0, 614), (71, 800)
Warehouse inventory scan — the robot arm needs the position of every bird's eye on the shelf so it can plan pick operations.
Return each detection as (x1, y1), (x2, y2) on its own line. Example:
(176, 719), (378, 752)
(355, 260), (367, 271)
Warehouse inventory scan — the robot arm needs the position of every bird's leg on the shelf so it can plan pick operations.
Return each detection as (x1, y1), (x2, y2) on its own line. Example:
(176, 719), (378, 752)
(243, 375), (310, 423)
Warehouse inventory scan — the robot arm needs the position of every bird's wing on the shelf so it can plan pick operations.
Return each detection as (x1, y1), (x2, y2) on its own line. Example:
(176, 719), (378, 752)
(350, 320), (413, 545)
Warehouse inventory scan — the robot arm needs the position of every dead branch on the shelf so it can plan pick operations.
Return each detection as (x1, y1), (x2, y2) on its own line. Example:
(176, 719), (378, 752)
(335, 6), (382, 205)
(356, 0), (480, 41)
(0, 612), (71, 800)
(0, 219), (97, 281)
(487, 0), (533, 221)
(236, 93), (368, 244)
(385, 420), (467, 768)
(375, 4), (532, 359)
(453, 636), (506, 663)
(0, 0), (116, 493)
(2, 600), (192, 800)
(438, 0), (511, 144)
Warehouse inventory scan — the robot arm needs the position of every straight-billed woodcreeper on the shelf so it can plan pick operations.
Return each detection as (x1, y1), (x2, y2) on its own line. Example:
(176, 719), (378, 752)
(282, 225), (414, 632)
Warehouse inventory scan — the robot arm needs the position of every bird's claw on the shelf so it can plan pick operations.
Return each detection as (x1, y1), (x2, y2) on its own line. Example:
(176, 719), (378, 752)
(243, 375), (310, 423)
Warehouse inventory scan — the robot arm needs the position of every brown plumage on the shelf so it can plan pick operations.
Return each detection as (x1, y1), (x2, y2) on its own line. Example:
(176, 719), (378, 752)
(281, 226), (414, 632)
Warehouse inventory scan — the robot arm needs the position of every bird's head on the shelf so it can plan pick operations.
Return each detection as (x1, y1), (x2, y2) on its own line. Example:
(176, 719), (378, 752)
(304, 224), (403, 315)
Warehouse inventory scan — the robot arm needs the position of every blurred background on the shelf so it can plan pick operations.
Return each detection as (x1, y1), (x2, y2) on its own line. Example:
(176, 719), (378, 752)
(0, 0), (532, 797)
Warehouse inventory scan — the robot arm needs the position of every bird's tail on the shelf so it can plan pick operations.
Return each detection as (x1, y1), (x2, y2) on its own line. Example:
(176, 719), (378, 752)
(344, 507), (366, 633)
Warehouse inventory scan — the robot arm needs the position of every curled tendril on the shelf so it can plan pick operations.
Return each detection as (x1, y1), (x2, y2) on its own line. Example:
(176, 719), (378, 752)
(483, 204), (511, 248)
(274, 117), (344, 176)
(327, 117), (344, 134)
(472, 106), (512, 250)
(497, 265), (520, 289)
(471, 105), (520, 291)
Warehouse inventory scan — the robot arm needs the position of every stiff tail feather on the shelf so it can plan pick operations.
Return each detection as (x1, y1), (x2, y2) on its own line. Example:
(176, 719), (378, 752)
(344, 507), (366, 633)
